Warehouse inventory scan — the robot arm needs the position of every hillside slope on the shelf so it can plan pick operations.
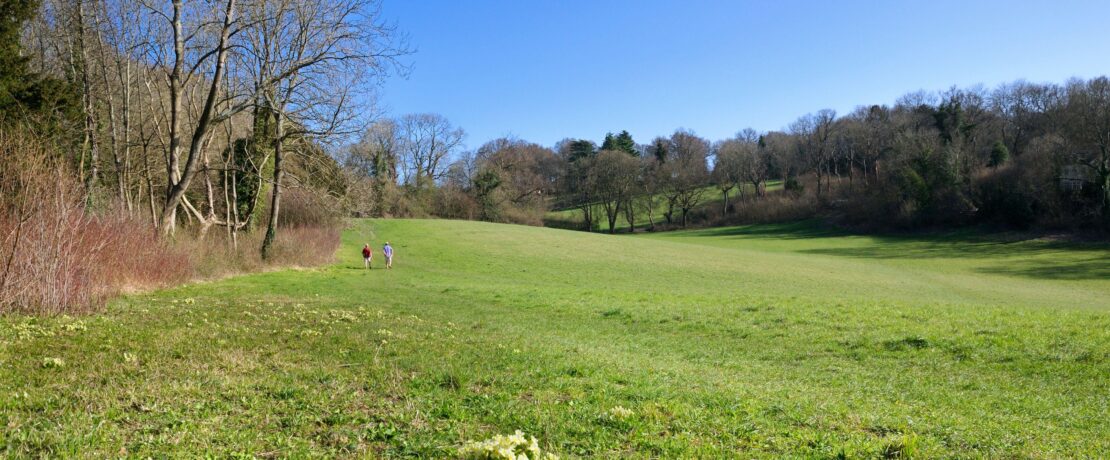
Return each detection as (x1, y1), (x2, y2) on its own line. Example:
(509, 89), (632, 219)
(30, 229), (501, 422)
(1, 219), (1108, 457)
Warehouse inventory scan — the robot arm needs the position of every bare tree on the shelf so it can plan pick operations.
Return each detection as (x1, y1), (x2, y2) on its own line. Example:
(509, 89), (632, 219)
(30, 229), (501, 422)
(463, 138), (551, 222)
(712, 135), (754, 213)
(234, 0), (407, 257)
(71, 0), (102, 200)
(135, 0), (239, 235)
(662, 130), (710, 227)
(744, 137), (770, 198)
(637, 155), (663, 230)
(592, 149), (639, 233)
(347, 118), (401, 216)
(397, 113), (465, 188)
(1062, 77), (1110, 213)
(555, 138), (598, 231)
(790, 109), (837, 197)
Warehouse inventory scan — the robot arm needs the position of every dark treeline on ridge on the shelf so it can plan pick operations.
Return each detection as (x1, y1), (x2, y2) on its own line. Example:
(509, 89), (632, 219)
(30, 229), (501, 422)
(345, 78), (1110, 234)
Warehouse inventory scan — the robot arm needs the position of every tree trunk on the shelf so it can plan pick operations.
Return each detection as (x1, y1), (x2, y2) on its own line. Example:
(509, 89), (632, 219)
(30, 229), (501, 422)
(76, 0), (100, 202)
(159, 0), (185, 235)
(143, 147), (158, 229)
(579, 204), (591, 232)
(624, 199), (636, 233)
(158, 0), (237, 236)
(612, 201), (621, 234)
(603, 200), (618, 234)
(815, 166), (824, 198)
(92, 7), (127, 209)
(224, 104), (239, 251)
(229, 162), (240, 250)
(1099, 151), (1110, 216)
(121, 59), (133, 213)
(847, 148), (855, 192)
(261, 111), (285, 260)
(198, 147), (217, 240)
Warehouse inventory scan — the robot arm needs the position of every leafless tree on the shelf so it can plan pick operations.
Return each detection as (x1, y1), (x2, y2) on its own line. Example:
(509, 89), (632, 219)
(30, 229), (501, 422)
(637, 155), (664, 230)
(133, 0), (239, 235)
(1062, 77), (1110, 212)
(465, 138), (558, 223)
(791, 109), (837, 197)
(592, 149), (639, 233)
(661, 130), (710, 227)
(712, 136), (753, 213)
(346, 118), (401, 216)
(397, 113), (465, 188)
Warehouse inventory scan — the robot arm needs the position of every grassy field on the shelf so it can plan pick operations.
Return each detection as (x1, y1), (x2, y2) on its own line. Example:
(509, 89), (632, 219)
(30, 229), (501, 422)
(2, 219), (1109, 458)
(545, 181), (783, 231)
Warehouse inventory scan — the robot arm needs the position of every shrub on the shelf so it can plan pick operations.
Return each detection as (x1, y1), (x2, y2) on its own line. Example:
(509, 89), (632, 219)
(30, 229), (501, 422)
(499, 204), (546, 227)
(168, 223), (339, 279)
(974, 164), (1040, 228)
(0, 132), (200, 314)
(0, 129), (341, 315)
(433, 186), (479, 221)
(278, 187), (342, 228)
(266, 225), (341, 267)
(784, 176), (804, 194)
(706, 179), (821, 227)
(85, 208), (193, 293)
(0, 130), (113, 314)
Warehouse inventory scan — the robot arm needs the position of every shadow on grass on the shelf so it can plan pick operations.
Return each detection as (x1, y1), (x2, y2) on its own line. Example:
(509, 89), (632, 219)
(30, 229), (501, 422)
(975, 256), (1110, 281)
(801, 239), (1050, 259)
(806, 232), (1110, 281)
(672, 220), (1110, 281)
(804, 242), (1110, 280)
(666, 220), (846, 240)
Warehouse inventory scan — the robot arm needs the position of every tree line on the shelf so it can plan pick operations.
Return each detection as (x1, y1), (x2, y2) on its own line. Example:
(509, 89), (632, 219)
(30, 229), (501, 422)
(3, 0), (406, 256)
(342, 78), (1110, 234)
(7, 0), (1108, 239)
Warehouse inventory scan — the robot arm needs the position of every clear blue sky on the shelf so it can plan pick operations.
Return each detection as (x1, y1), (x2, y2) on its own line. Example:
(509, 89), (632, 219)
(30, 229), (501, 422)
(378, 0), (1110, 149)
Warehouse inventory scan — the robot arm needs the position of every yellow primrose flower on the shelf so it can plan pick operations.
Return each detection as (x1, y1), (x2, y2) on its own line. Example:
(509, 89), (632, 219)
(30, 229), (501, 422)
(60, 320), (87, 332)
(458, 430), (558, 460)
(603, 406), (635, 422)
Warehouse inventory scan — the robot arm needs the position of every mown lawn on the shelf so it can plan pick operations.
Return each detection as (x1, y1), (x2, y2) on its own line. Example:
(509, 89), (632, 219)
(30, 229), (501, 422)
(2, 219), (1108, 458)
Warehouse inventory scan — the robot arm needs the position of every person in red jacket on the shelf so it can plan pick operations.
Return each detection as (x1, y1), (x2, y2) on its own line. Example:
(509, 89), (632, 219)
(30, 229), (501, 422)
(362, 243), (373, 269)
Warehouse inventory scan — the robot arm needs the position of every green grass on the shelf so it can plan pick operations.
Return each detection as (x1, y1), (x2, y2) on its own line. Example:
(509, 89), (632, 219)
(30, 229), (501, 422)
(2, 219), (1109, 457)
(545, 181), (783, 231)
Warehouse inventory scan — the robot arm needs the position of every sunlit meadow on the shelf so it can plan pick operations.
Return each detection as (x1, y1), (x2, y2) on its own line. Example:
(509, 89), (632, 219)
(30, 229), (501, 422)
(1, 219), (1108, 457)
